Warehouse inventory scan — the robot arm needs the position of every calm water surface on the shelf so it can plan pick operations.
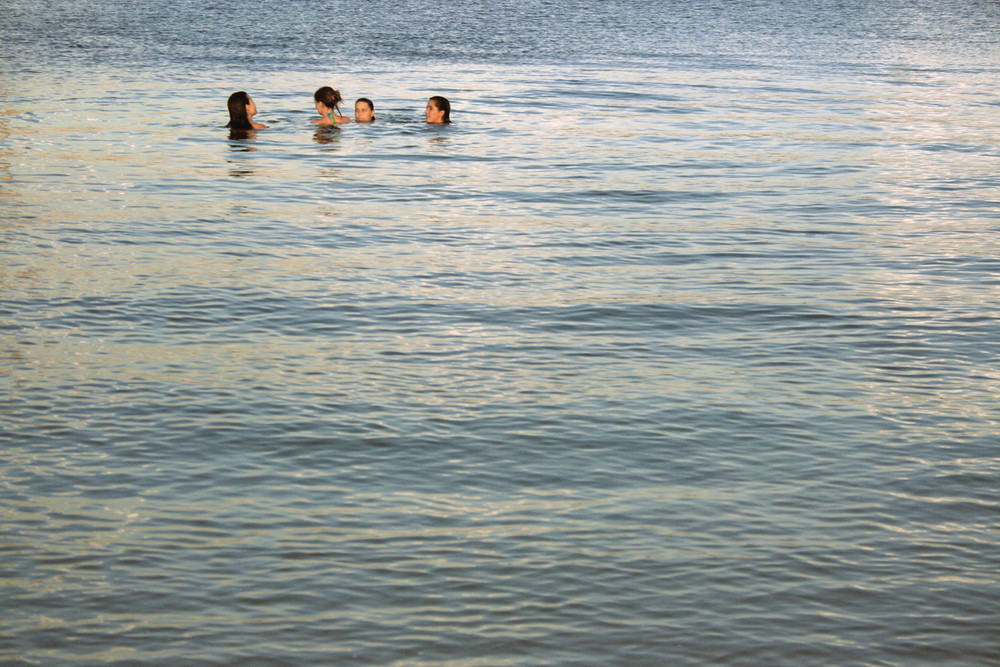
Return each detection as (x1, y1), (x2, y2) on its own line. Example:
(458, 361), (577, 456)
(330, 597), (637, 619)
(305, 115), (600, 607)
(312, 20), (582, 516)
(2, 0), (999, 664)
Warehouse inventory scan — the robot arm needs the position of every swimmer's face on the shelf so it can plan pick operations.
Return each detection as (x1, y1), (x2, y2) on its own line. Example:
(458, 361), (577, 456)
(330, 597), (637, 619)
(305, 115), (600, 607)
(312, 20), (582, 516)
(247, 97), (258, 117)
(425, 100), (445, 124)
(355, 100), (374, 122)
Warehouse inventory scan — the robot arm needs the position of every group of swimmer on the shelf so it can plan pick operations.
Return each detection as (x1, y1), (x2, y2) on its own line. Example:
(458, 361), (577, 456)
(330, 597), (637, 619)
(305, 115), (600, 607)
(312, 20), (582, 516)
(225, 87), (451, 130)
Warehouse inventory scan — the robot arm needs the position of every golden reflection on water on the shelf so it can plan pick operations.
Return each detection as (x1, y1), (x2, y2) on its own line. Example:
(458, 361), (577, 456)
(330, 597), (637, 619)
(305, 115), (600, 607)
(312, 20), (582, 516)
(0, 62), (994, 448)
(312, 126), (342, 145)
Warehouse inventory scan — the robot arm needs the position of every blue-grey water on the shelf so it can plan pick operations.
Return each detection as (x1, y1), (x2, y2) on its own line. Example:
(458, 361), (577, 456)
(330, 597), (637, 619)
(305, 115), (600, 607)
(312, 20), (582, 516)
(2, 0), (999, 664)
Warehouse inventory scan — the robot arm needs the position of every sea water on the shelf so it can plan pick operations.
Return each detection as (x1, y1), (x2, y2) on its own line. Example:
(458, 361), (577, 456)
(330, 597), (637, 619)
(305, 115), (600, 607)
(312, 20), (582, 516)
(2, 0), (999, 664)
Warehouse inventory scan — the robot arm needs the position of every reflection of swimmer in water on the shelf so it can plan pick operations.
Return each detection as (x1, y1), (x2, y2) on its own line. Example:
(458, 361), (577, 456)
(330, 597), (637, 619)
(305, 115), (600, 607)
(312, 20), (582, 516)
(313, 87), (352, 125)
(226, 91), (267, 130)
(354, 98), (375, 123)
(425, 96), (451, 124)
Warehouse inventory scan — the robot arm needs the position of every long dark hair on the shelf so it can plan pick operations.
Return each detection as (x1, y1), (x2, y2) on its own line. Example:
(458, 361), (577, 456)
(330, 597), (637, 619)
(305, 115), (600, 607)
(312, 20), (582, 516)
(429, 95), (451, 123)
(227, 91), (253, 130)
(314, 86), (344, 114)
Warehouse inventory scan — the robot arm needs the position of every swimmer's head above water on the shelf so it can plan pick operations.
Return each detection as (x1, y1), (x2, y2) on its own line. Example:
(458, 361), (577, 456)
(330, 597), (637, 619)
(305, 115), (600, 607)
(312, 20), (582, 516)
(313, 86), (351, 124)
(226, 91), (265, 130)
(425, 96), (450, 124)
(355, 98), (375, 122)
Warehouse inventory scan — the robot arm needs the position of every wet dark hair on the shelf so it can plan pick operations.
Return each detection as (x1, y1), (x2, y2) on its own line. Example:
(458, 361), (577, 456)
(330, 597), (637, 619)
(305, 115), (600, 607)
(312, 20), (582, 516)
(429, 95), (451, 123)
(314, 86), (344, 114)
(227, 91), (254, 130)
(356, 97), (374, 112)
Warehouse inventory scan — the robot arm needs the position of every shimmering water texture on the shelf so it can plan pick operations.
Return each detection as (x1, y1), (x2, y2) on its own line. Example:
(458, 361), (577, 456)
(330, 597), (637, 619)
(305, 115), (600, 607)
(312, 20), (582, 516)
(2, 0), (1000, 664)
